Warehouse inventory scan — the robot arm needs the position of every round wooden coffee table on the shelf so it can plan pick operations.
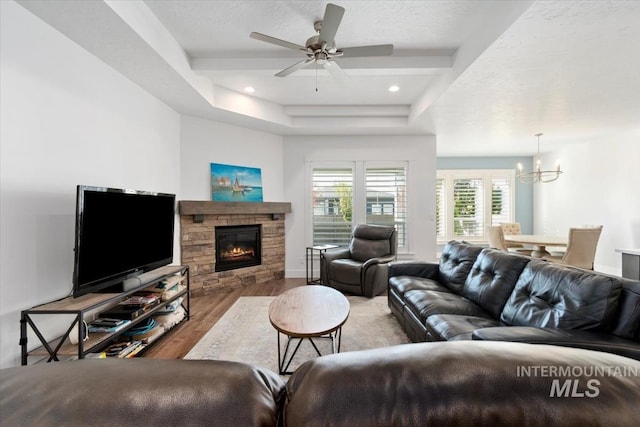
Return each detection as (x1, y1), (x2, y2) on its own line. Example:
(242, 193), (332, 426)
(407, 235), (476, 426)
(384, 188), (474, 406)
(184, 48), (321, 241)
(268, 285), (350, 374)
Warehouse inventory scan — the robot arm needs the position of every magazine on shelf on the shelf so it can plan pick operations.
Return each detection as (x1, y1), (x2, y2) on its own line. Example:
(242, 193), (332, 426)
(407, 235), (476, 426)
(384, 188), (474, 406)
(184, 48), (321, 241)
(119, 292), (160, 306)
(140, 327), (165, 345)
(124, 344), (146, 358)
(105, 340), (142, 358)
(99, 304), (149, 320)
(146, 274), (185, 293)
(87, 319), (131, 333)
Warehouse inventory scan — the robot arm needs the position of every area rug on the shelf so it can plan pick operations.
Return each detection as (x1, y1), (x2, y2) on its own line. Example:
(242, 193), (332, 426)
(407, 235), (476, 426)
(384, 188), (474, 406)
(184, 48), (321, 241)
(184, 295), (410, 373)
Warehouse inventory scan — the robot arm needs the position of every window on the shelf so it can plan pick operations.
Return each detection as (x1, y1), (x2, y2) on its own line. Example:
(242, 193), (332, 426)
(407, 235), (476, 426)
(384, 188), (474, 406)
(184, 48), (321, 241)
(436, 178), (445, 239)
(312, 167), (353, 245)
(311, 163), (408, 249)
(366, 167), (407, 248)
(453, 176), (484, 238)
(436, 170), (515, 243)
(490, 176), (512, 225)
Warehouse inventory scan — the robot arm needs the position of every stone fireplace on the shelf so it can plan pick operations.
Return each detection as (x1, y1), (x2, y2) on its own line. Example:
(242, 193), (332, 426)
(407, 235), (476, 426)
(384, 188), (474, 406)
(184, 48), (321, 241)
(179, 201), (291, 296)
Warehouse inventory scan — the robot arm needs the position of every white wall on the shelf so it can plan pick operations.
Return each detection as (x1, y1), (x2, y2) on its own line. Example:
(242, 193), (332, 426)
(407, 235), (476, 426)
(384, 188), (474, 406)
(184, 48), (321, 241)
(283, 135), (437, 278)
(179, 116), (284, 201)
(0, 1), (181, 368)
(534, 132), (640, 275)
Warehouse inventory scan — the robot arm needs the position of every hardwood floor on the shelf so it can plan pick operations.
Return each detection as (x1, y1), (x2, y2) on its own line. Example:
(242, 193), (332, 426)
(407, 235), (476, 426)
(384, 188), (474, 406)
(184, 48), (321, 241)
(141, 278), (305, 359)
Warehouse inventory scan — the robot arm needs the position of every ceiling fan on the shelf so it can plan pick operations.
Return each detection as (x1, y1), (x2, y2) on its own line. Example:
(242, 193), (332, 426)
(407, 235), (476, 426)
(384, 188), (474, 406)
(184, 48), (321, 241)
(249, 3), (393, 80)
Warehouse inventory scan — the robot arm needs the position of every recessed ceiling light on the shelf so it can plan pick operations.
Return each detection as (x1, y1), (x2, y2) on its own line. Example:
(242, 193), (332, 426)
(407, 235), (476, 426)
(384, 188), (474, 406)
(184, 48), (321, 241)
(388, 85), (400, 92)
(244, 86), (255, 93)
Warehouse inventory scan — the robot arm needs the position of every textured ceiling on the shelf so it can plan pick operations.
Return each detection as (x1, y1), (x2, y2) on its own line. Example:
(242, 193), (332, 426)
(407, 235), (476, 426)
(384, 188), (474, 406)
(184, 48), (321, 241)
(15, 0), (640, 155)
(144, 0), (493, 54)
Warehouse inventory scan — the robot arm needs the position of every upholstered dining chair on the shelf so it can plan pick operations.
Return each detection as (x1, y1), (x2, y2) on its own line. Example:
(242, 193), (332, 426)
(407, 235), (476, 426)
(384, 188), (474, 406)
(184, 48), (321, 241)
(486, 225), (509, 251)
(500, 222), (522, 236)
(545, 226), (603, 270)
(500, 222), (527, 250)
(320, 224), (397, 298)
(487, 225), (532, 255)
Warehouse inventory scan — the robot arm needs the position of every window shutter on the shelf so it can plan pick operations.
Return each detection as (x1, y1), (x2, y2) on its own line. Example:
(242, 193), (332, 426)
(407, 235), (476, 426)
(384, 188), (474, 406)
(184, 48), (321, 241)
(453, 178), (484, 238)
(436, 170), (515, 243)
(366, 167), (407, 248)
(436, 178), (446, 239)
(312, 168), (353, 245)
(491, 176), (512, 225)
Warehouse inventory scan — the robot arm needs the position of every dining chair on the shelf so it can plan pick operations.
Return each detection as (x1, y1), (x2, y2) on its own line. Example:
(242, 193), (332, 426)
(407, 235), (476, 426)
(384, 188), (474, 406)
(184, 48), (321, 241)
(486, 226), (509, 251)
(545, 226), (603, 270)
(500, 222), (522, 236)
(487, 225), (532, 255)
(500, 222), (526, 249)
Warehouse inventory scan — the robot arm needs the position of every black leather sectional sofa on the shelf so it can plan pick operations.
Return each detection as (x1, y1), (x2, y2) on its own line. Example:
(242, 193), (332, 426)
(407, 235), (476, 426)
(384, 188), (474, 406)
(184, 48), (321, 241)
(3, 341), (640, 426)
(388, 240), (640, 360)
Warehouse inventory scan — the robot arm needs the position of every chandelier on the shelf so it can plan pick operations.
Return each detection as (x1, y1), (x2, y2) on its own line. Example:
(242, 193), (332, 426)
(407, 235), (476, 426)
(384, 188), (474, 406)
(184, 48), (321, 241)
(517, 133), (562, 183)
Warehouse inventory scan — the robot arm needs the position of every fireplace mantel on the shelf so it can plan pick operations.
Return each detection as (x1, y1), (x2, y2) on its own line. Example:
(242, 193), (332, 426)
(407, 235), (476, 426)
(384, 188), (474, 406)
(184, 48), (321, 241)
(179, 201), (291, 222)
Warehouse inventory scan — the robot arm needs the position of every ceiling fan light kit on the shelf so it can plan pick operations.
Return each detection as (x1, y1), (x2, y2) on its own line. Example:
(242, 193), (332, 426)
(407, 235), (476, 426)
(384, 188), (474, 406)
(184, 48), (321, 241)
(249, 3), (393, 79)
(517, 133), (563, 184)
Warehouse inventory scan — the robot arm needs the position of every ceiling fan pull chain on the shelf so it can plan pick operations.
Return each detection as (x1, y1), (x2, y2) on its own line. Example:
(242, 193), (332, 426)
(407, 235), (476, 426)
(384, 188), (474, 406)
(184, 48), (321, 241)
(315, 63), (318, 92)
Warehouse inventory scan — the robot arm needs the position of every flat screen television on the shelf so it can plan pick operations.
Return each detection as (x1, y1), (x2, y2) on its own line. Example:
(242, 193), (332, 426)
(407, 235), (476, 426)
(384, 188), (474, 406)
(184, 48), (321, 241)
(72, 185), (176, 297)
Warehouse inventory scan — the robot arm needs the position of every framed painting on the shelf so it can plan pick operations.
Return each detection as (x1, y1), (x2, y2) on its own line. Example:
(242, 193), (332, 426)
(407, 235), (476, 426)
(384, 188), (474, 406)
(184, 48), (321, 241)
(210, 163), (263, 202)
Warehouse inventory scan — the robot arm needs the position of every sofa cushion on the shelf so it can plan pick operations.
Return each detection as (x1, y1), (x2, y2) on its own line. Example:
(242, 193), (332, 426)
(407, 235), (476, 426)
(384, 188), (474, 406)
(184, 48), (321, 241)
(404, 290), (490, 323)
(348, 225), (394, 262)
(349, 238), (390, 262)
(438, 241), (483, 293)
(500, 260), (622, 330)
(328, 258), (362, 285)
(611, 278), (640, 341)
(388, 261), (440, 280)
(426, 314), (502, 341)
(285, 341), (640, 427)
(472, 326), (640, 360)
(353, 223), (396, 240)
(462, 248), (530, 318)
(0, 358), (285, 426)
(401, 307), (429, 342)
(388, 276), (452, 298)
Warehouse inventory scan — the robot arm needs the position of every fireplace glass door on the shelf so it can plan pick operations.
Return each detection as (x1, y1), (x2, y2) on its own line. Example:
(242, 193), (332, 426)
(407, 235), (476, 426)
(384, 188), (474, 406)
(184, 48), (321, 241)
(215, 225), (261, 272)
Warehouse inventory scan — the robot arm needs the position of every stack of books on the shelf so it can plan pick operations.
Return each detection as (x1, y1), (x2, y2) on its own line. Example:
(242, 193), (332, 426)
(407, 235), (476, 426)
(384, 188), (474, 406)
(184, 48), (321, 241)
(146, 275), (185, 301)
(87, 318), (131, 333)
(119, 292), (160, 306)
(104, 341), (144, 358)
(99, 292), (160, 321)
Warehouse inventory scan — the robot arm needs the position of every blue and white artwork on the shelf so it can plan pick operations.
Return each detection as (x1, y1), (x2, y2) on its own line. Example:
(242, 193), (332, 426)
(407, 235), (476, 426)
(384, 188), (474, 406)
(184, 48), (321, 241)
(210, 163), (263, 202)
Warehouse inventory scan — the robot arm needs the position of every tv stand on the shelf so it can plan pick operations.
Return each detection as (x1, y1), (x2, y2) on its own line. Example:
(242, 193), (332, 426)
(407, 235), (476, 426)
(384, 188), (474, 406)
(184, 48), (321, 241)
(20, 265), (189, 365)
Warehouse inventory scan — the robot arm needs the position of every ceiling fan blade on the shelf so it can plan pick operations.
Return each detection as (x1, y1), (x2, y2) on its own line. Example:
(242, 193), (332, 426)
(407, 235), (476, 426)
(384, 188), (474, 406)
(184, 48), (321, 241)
(275, 58), (315, 77)
(318, 3), (345, 46)
(250, 32), (307, 52)
(323, 61), (350, 85)
(339, 44), (394, 58)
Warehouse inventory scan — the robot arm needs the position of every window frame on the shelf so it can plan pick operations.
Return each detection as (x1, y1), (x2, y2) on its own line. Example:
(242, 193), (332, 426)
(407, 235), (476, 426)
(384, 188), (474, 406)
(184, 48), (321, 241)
(436, 169), (516, 244)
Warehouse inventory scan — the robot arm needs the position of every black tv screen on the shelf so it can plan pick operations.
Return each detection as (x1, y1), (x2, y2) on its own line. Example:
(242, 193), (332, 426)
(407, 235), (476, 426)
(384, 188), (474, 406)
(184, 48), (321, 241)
(73, 185), (176, 297)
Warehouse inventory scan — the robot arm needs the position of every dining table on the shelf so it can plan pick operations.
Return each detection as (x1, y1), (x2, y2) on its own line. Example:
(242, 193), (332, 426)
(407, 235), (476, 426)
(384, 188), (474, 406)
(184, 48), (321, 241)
(503, 234), (568, 258)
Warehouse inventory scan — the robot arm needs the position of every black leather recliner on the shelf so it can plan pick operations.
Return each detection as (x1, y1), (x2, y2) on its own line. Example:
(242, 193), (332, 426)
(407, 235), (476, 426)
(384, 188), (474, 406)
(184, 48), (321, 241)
(320, 224), (397, 297)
